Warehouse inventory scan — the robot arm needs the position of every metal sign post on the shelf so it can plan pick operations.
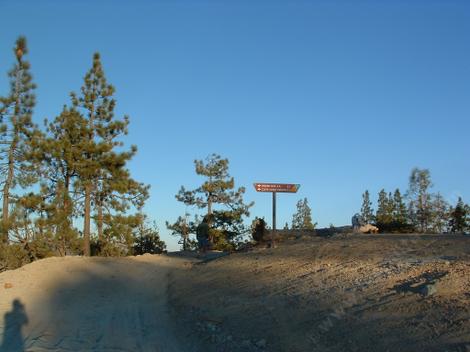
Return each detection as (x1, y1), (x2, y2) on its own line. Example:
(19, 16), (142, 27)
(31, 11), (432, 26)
(254, 183), (300, 247)
(272, 192), (276, 245)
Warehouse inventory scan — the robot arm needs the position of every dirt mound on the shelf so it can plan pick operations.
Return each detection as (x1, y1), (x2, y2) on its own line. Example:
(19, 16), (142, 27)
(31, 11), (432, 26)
(169, 234), (470, 352)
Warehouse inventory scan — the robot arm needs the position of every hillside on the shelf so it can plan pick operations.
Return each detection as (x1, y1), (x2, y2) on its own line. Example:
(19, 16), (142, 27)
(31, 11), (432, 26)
(169, 234), (470, 352)
(1, 234), (469, 351)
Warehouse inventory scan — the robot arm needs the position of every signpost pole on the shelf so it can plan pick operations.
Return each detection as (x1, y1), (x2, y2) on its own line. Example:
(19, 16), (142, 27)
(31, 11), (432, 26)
(272, 192), (276, 247)
(253, 183), (300, 248)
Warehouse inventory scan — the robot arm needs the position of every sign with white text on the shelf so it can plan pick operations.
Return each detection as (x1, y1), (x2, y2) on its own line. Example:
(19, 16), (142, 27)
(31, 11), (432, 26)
(253, 183), (300, 193)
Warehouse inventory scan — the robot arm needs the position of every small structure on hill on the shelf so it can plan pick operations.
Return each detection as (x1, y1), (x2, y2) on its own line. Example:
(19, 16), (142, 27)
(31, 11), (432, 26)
(352, 213), (378, 234)
(358, 224), (379, 234)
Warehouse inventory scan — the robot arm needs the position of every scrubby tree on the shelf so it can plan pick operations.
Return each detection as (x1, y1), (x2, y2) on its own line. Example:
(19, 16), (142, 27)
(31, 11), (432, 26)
(175, 153), (254, 250)
(360, 190), (374, 224)
(407, 168), (433, 233)
(251, 217), (267, 242)
(166, 214), (194, 251)
(0, 37), (39, 243)
(292, 198), (316, 230)
(133, 218), (166, 255)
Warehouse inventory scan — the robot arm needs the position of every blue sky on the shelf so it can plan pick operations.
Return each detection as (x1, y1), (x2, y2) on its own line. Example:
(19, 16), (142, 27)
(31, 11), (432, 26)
(1, 0), (469, 250)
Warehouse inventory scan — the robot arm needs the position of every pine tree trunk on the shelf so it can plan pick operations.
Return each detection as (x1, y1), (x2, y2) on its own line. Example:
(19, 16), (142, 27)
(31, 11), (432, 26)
(82, 96), (95, 256)
(207, 194), (212, 217)
(2, 62), (22, 244)
(2, 140), (16, 244)
(83, 183), (91, 256)
(56, 177), (71, 256)
(207, 195), (213, 243)
(97, 200), (103, 241)
(64, 175), (71, 220)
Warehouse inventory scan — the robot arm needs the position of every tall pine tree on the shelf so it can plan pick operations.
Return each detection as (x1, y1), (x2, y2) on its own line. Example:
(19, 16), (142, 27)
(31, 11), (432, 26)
(360, 190), (374, 224)
(71, 52), (147, 255)
(388, 188), (411, 232)
(392, 189), (407, 225)
(0, 37), (38, 243)
(376, 189), (393, 230)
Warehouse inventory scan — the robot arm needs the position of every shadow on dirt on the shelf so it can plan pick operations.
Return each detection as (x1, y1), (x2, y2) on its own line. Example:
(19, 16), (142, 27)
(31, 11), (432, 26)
(393, 271), (448, 295)
(0, 299), (28, 352)
(3, 256), (198, 352)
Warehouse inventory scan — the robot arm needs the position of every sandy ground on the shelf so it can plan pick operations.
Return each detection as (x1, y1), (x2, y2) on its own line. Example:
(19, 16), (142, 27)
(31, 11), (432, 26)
(0, 254), (196, 352)
(169, 234), (470, 352)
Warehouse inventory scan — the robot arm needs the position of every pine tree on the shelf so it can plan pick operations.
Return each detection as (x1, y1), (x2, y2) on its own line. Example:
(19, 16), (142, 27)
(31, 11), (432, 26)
(0, 37), (38, 243)
(387, 191), (395, 221)
(292, 198), (316, 230)
(29, 107), (88, 252)
(407, 168), (433, 233)
(166, 214), (193, 251)
(392, 189), (407, 225)
(98, 213), (143, 256)
(449, 197), (469, 233)
(429, 193), (449, 234)
(70, 53), (110, 255)
(71, 53), (147, 255)
(388, 188), (410, 232)
(376, 189), (393, 230)
(92, 150), (149, 245)
(175, 154), (253, 250)
(360, 190), (374, 224)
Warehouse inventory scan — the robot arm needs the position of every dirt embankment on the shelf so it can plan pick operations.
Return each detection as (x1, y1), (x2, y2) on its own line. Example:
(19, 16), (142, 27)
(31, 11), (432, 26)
(169, 234), (470, 352)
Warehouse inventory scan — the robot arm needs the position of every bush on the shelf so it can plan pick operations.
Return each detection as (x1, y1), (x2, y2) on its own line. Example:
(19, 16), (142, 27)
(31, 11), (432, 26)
(91, 239), (130, 257)
(0, 243), (31, 272)
(133, 233), (166, 255)
(251, 218), (266, 242)
(376, 221), (415, 233)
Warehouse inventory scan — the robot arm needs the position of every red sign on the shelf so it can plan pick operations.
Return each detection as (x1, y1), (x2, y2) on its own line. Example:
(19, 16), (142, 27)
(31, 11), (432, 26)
(253, 183), (300, 193)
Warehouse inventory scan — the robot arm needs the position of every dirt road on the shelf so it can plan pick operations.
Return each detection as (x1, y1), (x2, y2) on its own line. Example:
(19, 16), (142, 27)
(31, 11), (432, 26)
(0, 254), (195, 352)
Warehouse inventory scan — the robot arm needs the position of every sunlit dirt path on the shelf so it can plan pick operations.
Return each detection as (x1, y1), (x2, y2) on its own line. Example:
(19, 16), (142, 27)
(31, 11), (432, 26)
(0, 255), (194, 352)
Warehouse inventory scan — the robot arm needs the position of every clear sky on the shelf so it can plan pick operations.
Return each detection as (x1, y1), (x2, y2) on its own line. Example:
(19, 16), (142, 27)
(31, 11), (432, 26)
(1, 0), (469, 250)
